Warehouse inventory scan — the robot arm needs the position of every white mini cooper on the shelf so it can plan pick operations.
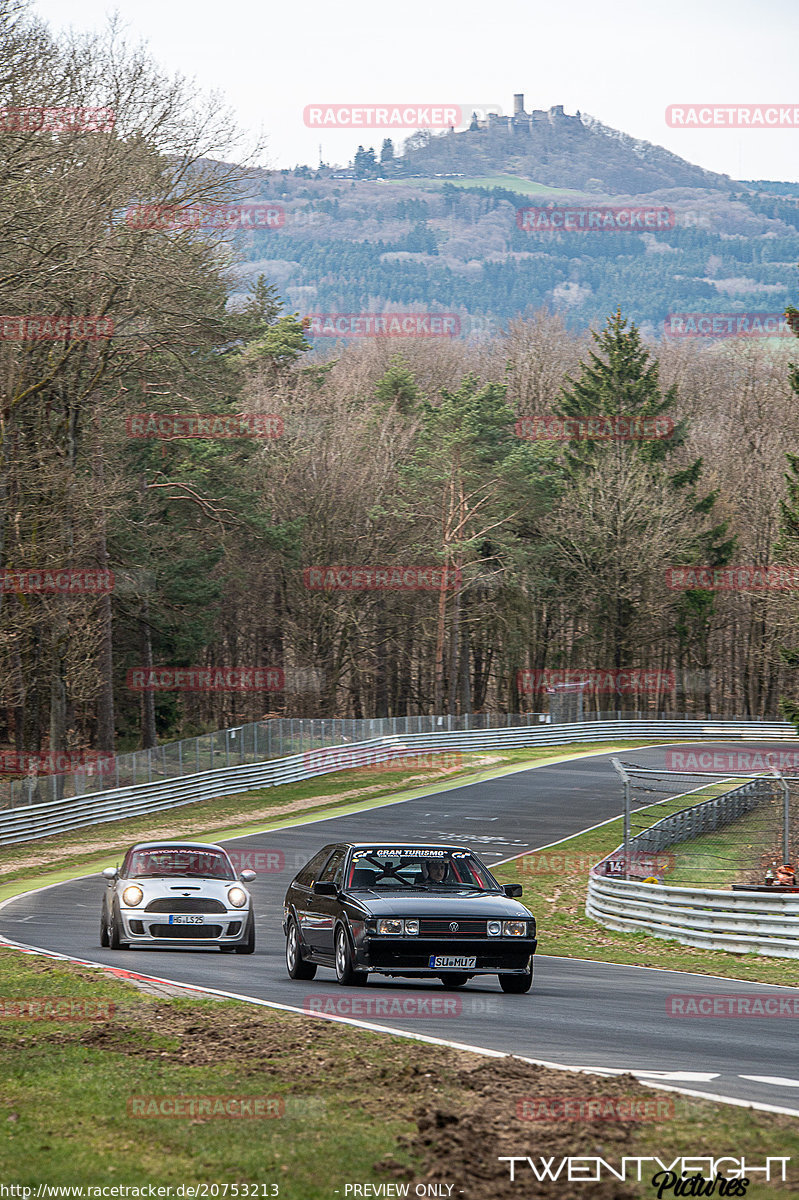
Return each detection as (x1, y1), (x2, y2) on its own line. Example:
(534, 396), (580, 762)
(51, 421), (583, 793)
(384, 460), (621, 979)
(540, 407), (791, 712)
(101, 840), (256, 953)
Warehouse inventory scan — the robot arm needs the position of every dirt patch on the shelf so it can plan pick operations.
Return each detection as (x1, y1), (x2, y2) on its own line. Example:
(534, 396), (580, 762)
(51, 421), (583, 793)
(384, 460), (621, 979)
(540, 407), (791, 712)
(34, 998), (679, 1198)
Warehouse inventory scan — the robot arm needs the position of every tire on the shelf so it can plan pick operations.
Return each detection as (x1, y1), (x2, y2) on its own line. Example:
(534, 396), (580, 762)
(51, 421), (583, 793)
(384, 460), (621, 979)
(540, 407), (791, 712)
(439, 973), (469, 988)
(100, 898), (109, 947)
(108, 899), (129, 950)
(335, 925), (367, 987)
(286, 918), (316, 980)
(499, 959), (534, 994)
(234, 912), (255, 955)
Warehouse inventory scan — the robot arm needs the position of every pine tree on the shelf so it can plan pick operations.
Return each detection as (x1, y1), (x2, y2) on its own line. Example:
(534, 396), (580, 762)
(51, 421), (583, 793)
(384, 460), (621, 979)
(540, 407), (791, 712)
(553, 309), (733, 702)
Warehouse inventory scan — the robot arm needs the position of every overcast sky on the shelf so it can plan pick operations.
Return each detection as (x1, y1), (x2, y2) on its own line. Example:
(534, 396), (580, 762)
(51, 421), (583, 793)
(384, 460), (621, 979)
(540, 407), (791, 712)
(33, 0), (799, 182)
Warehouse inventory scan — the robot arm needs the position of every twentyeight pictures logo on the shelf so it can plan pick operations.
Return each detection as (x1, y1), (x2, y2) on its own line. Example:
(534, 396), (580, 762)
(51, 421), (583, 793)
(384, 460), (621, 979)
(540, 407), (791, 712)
(305, 313), (460, 338)
(516, 206), (674, 232)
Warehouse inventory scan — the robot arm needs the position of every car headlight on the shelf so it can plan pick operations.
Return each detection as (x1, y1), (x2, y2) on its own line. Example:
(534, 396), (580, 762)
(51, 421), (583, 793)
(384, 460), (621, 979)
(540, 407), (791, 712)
(404, 920), (419, 936)
(487, 920), (502, 936)
(228, 887), (247, 908)
(377, 919), (404, 935)
(503, 920), (527, 936)
(122, 885), (143, 907)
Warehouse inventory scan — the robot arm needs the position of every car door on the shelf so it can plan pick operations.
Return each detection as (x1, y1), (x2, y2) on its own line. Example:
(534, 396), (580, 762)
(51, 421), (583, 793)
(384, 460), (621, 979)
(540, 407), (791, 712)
(312, 847), (347, 957)
(291, 848), (333, 952)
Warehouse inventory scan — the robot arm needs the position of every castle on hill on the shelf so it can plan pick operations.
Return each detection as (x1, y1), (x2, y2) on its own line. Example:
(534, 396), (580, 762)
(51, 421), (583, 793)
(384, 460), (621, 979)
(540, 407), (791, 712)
(467, 94), (582, 134)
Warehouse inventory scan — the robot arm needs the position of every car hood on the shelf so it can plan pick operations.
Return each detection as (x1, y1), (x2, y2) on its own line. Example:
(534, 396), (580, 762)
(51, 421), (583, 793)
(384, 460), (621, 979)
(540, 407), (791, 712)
(344, 891), (533, 919)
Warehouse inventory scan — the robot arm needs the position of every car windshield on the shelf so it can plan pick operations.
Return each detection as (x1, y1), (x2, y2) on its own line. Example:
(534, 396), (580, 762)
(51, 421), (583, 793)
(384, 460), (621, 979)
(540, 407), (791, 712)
(346, 848), (500, 891)
(126, 848), (235, 880)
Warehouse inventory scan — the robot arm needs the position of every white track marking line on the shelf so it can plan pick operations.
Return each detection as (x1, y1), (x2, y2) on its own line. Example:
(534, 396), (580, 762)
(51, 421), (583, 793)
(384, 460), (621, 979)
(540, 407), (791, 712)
(739, 1076), (799, 1088)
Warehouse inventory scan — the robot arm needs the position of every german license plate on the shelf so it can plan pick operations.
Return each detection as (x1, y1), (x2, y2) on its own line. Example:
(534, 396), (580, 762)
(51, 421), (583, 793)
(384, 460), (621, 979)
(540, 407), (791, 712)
(429, 955), (476, 969)
(168, 915), (204, 925)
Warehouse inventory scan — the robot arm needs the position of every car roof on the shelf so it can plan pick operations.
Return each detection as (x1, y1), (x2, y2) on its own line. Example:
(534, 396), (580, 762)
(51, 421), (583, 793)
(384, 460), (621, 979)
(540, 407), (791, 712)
(127, 841), (229, 853)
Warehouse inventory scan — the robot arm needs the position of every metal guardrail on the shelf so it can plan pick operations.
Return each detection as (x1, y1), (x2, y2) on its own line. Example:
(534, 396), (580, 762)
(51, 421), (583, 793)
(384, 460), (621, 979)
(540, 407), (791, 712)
(586, 875), (799, 958)
(625, 778), (775, 856)
(1, 712), (550, 808)
(588, 776), (799, 957)
(0, 717), (795, 846)
(4, 708), (789, 809)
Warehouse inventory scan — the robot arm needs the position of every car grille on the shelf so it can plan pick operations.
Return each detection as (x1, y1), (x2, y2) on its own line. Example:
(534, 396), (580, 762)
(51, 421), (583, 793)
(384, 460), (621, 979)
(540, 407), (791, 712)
(148, 924), (224, 939)
(144, 898), (227, 913)
(418, 919), (487, 937)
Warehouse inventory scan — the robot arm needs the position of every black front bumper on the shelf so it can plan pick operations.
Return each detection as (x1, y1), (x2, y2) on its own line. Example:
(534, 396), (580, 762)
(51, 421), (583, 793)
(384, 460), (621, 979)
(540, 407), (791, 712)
(353, 936), (537, 974)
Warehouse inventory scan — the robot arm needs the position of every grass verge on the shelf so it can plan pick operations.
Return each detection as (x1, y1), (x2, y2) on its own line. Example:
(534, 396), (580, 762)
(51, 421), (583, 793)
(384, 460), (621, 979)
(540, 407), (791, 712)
(0, 946), (797, 1198)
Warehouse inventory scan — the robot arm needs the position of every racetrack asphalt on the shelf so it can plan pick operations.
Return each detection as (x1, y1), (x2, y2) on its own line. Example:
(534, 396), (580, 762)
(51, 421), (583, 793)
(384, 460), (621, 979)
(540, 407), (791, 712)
(2, 742), (798, 1114)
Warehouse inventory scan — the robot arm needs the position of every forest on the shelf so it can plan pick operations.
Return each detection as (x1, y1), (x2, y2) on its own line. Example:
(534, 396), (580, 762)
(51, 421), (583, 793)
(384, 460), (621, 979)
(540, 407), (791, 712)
(2, 2), (799, 774)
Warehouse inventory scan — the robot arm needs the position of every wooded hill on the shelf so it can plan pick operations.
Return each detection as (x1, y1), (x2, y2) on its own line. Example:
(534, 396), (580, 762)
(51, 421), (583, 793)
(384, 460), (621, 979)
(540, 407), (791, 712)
(3, 5), (799, 770)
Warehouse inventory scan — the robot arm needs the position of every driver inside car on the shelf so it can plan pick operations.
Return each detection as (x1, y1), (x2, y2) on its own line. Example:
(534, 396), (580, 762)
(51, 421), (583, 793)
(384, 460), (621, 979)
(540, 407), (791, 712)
(421, 859), (450, 885)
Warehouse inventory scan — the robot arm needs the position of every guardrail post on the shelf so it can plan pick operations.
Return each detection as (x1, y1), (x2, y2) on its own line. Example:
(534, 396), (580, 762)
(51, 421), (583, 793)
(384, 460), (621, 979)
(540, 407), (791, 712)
(178, 740), (183, 776)
(611, 757), (631, 881)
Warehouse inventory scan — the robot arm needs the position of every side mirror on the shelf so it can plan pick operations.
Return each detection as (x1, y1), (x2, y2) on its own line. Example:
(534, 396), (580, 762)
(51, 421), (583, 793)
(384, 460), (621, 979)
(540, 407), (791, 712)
(504, 883), (523, 898)
(313, 880), (338, 897)
(102, 867), (118, 880)
(240, 869), (256, 882)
